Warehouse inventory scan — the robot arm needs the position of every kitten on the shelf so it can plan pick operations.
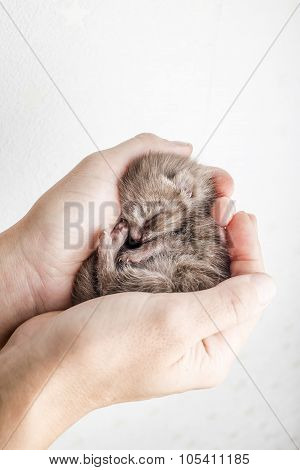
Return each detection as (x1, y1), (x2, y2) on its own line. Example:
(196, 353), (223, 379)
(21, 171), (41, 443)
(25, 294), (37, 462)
(72, 153), (230, 304)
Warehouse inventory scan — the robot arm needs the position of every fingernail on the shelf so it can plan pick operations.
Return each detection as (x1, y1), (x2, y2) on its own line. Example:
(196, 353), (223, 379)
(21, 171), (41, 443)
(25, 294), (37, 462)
(222, 199), (236, 226)
(212, 197), (236, 226)
(251, 273), (276, 306)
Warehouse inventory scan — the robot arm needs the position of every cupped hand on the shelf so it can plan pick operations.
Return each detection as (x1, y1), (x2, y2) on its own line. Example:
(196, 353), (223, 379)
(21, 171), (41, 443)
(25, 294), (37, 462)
(15, 133), (233, 314)
(0, 209), (275, 449)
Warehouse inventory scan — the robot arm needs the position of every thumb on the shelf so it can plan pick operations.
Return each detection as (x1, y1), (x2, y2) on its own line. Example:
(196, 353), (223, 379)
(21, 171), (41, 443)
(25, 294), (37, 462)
(184, 273), (276, 340)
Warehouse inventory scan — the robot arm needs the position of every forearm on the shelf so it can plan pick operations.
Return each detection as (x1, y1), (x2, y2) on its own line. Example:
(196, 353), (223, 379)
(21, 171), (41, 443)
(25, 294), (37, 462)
(0, 317), (90, 449)
(0, 221), (41, 346)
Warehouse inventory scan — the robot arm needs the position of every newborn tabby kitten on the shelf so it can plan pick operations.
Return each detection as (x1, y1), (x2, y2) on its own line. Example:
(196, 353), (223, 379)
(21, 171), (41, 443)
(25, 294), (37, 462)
(72, 153), (230, 304)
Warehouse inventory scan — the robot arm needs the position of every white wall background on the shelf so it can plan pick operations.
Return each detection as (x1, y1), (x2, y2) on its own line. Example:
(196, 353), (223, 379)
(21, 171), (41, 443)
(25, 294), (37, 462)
(0, 0), (299, 450)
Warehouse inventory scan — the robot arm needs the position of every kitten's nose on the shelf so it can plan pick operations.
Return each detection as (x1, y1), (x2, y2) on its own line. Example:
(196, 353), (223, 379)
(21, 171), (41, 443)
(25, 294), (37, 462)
(130, 227), (143, 241)
(127, 227), (143, 248)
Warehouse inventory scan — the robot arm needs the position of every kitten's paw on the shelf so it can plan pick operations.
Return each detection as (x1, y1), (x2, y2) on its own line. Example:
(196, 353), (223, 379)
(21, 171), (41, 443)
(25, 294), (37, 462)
(111, 220), (129, 250)
(99, 221), (128, 251)
(99, 225), (128, 259)
(99, 230), (112, 249)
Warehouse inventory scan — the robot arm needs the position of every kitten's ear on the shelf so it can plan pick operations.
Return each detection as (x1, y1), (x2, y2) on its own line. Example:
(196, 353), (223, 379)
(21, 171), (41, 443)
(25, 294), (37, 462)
(173, 169), (194, 197)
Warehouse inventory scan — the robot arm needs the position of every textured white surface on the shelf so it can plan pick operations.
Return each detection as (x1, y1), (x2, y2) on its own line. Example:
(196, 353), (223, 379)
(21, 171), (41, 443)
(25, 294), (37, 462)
(0, 0), (299, 449)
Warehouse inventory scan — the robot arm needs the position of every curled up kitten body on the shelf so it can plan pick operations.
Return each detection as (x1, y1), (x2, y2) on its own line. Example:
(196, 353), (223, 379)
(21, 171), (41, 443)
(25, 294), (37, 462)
(72, 153), (230, 304)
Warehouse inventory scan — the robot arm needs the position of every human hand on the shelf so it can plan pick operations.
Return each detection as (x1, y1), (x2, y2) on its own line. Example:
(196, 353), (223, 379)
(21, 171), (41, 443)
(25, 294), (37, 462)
(0, 133), (233, 341)
(0, 210), (275, 449)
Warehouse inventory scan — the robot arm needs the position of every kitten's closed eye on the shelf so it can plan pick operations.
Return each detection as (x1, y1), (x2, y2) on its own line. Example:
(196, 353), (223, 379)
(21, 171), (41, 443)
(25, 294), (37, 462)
(144, 213), (161, 230)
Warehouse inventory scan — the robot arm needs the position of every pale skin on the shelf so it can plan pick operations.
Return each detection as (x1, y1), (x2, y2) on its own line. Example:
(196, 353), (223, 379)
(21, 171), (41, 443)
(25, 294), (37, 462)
(0, 134), (275, 449)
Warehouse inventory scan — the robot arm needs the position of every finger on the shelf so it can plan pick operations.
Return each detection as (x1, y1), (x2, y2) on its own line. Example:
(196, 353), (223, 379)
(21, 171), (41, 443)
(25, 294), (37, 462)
(227, 211), (264, 276)
(204, 212), (270, 363)
(212, 196), (236, 226)
(204, 309), (261, 364)
(170, 273), (275, 389)
(206, 166), (234, 197)
(179, 273), (276, 342)
(101, 133), (193, 176)
(133, 133), (193, 156)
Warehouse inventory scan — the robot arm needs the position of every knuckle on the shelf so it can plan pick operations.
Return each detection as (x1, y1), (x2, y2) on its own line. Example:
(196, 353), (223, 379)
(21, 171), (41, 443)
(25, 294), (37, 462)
(80, 153), (102, 169)
(134, 132), (159, 145)
(135, 132), (156, 139)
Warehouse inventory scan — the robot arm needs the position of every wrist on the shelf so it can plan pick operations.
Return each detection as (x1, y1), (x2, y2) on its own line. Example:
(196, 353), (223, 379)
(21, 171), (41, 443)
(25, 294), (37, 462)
(0, 220), (44, 346)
